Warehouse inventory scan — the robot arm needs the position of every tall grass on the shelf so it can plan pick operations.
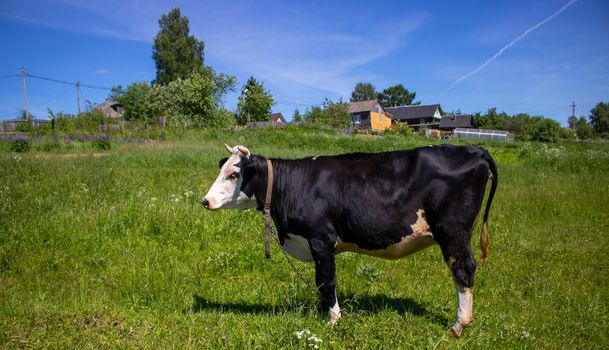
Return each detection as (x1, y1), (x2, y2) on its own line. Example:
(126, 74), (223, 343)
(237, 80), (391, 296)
(1, 127), (608, 348)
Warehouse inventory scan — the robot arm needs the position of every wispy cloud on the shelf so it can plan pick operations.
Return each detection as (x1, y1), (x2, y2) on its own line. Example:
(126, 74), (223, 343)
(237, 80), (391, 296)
(440, 0), (578, 96)
(95, 68), (109, 75)
(205, 12), (426, 97)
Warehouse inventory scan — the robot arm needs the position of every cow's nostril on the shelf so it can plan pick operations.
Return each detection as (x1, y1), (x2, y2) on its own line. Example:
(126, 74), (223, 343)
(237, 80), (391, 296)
(202, 198), (209, 208)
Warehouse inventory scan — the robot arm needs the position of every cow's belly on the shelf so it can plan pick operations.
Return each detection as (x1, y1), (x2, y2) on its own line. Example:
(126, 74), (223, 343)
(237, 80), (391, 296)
(336, 234), (436, 260)
(336, 209), (436, 260)
(281, 234), (314, 262)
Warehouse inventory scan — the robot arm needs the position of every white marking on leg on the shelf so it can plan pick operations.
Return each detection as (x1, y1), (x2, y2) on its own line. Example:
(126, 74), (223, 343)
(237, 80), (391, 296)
(328, 293), (341, 326)
(452, 286), (473, 337)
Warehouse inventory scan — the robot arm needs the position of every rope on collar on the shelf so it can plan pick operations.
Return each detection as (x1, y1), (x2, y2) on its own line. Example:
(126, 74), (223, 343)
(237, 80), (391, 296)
(264, 158), (273, 259)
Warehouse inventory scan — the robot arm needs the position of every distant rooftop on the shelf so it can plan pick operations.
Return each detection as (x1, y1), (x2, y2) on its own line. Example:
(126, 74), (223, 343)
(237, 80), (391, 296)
(348, 100), (380, 114)
(385, 104), (441, 121)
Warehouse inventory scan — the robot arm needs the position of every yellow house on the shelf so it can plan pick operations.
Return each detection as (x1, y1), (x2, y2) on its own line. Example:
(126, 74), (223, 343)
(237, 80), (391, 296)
(348, 100), (392, 131)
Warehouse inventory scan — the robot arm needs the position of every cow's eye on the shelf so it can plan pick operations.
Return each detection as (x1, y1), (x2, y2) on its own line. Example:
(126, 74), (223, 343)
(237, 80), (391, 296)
(227, 172), (240, 180)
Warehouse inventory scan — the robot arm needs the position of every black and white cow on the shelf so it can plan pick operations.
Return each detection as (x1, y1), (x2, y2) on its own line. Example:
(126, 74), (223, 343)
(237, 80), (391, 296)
(203, 143), (497, 337)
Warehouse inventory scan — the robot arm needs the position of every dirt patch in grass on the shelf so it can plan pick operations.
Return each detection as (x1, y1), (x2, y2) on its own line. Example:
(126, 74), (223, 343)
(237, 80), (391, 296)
(33, 152), (111, 159)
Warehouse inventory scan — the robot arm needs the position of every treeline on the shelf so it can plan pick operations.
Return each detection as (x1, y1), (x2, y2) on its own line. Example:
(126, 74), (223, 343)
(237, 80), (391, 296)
(474, 104), (609, 142)
(293, 99), (350, 128)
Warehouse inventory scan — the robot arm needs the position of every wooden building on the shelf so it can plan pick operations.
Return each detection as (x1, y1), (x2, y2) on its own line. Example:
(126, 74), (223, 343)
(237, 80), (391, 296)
(348, 100), (392, 131)
(439, 115), (477, 131)
(386, 104), (442, 129)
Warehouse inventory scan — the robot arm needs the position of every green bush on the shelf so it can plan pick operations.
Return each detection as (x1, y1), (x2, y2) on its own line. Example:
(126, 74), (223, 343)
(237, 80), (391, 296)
(10, 139), (30, 152)
(15, 122), (33, 133)
(92, 139), (111, 151)
(385, 122), (413, 137)
(36, 139), (62, 152)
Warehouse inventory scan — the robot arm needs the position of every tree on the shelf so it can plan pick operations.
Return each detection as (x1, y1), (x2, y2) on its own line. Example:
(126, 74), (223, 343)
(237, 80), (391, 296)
(528, 117), (562, 143)
(320, 98), (350, 128)
(350, 82), (377, 102)
(152, 8), (204, 85)
(236, 77), (275, 125)
(207, 68), (236, 106)
(302, 105), (323, 125)
(589, 102), (609, 135)
(112, 82), (154, 121)
(377, 84), (419, 107)
(576, 116), (594, 139)
(108, 85), (125, 101)
(303, 98), (350, 128)
(149, 71), (218, 127)
(292, 109), (302, 122)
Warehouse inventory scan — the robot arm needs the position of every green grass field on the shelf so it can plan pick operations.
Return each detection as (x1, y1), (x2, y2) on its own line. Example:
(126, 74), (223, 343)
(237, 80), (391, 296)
(1, 127), (608, 349)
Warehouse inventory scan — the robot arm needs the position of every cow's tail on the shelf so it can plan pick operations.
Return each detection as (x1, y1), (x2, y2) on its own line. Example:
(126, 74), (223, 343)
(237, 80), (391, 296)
(480, 148), (497, 263)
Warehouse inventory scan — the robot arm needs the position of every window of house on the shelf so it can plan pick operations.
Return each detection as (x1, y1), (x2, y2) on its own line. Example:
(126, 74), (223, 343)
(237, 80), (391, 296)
(379, 113), (382, 123)
(352, 114), (361, 124)
(420, 118), (426, 124)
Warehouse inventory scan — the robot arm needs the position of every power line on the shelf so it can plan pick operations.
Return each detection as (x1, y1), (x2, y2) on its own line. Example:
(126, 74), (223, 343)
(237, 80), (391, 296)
(0, 74), (20, 80)
(275, 98), (319, 107)
(32, 86), (73, 108)
(25, 73), (112, 91)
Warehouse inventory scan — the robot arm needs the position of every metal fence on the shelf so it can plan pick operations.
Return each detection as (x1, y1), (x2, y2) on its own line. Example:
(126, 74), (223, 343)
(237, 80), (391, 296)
(246, 121), (288, 129)
(453, 128), (514, 142)
(0, 119), (50, 132)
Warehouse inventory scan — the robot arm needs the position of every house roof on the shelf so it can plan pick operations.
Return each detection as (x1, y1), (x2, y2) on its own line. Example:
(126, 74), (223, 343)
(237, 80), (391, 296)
(439, 115), (476, 129)
(96, 100), (122, 109)
(348, 100), (381, 114)
(385, 104), (440, 121)
(269, 112), (287, 123)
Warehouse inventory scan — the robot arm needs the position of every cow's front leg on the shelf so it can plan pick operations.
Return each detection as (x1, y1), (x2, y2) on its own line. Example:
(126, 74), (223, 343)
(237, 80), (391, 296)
(309, 237), (340, 326)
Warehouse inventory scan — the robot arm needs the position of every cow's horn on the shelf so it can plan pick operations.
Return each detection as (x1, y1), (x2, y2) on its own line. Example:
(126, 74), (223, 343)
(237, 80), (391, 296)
(237, 146), (250, 158)
(224, 143), (233, 154)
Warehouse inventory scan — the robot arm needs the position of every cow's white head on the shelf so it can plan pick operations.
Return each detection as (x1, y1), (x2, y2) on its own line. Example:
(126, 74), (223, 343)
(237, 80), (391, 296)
(202, 144), (258, 210)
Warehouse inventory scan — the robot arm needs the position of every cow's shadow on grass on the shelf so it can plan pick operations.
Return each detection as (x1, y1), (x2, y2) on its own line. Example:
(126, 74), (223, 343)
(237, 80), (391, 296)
(188, 293), (448, 326)
(338, 293), (450, 326)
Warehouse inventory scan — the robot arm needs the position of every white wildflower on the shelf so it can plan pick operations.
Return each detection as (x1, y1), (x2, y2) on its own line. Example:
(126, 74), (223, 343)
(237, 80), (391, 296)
(295, 329), (311, 339)
(308, 336), (322, 343)
(296, 330), (321, 349)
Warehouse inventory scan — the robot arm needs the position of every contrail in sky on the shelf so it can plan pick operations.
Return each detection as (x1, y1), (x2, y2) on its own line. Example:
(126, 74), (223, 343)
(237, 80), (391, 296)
(440, 0), (578, 96)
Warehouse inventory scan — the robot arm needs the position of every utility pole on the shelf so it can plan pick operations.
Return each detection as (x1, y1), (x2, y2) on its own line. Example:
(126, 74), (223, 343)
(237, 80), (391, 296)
(21, 66), (29, 120)
(570, 101), (577, 118)
(568, 101), (577, 129)
(76, 81), (81, 115)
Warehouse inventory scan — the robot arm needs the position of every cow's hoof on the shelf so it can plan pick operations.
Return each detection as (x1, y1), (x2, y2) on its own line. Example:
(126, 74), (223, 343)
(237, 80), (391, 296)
(450, 323), (464, 338)
(451, 320), (472, 338)
(327, 311), (341, 327)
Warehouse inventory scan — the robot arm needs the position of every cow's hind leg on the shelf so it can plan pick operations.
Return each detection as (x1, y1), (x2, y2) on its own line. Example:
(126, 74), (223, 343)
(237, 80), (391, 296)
(443, 243), (477, 337)
(435, 220), (477, 338)
(309, 237), (340, 325)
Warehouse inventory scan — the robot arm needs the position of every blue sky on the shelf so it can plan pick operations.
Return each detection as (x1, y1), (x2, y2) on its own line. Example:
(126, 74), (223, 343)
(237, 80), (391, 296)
(1, 0), (608, 125)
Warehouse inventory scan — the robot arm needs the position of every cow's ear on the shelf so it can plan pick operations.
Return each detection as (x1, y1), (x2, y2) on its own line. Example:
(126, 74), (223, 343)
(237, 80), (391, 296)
(241, 156), (257, 171)
(218, 157), (229, 168)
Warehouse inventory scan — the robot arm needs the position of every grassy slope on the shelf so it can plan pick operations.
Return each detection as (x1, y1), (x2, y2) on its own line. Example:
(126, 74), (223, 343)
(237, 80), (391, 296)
(1, 127), (608, 349)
